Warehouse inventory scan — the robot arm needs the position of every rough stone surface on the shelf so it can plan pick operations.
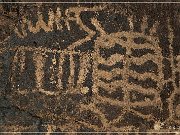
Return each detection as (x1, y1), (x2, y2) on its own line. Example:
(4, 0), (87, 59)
(0, 0), (180, 133)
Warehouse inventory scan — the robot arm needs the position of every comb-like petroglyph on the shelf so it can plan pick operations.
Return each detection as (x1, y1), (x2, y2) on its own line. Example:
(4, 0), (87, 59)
(0, 2), (180, 133)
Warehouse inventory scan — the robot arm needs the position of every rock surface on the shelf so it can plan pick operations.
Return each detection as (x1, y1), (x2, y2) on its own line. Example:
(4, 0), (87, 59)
(0, 0), (179, 133)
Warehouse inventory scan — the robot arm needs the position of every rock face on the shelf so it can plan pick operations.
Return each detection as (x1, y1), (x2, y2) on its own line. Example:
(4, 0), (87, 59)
(0, 1), (179, 132)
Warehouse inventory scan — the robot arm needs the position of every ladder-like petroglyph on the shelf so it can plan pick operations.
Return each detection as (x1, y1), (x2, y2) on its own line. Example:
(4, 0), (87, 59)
(77, 16), (179, 131)
(10, 47), (93, 96)
(9, 6), (102, 96)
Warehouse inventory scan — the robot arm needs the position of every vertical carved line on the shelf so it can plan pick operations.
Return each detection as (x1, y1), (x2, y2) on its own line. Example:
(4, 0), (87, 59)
(48, 8), (55, 31)
(48, 53), (57, 90)
(19, 51), (26, 73)
(127, 15), (134, 31)
(141, 15), (148, 33)
(167, 19), (177, 120)
(154, 40), (164, 94)
(68, 53), (75, 87)
(57, 53), (64, 89)
(168, 19), (177, 90)
(122, 39), (131, 110)
(12, 49), (19, 74)
(10, 49), (19, 89)
(55, 7), (63, 30)
(77, 53), (91, 88)
(92, 47), (101, 94)
(33, 52), (45, 89)
(149, 21), (159, 36)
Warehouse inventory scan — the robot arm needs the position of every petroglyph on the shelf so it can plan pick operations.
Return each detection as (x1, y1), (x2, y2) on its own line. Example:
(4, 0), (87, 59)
(0, 3), (179, 133)
(14, 6), (102, 38)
